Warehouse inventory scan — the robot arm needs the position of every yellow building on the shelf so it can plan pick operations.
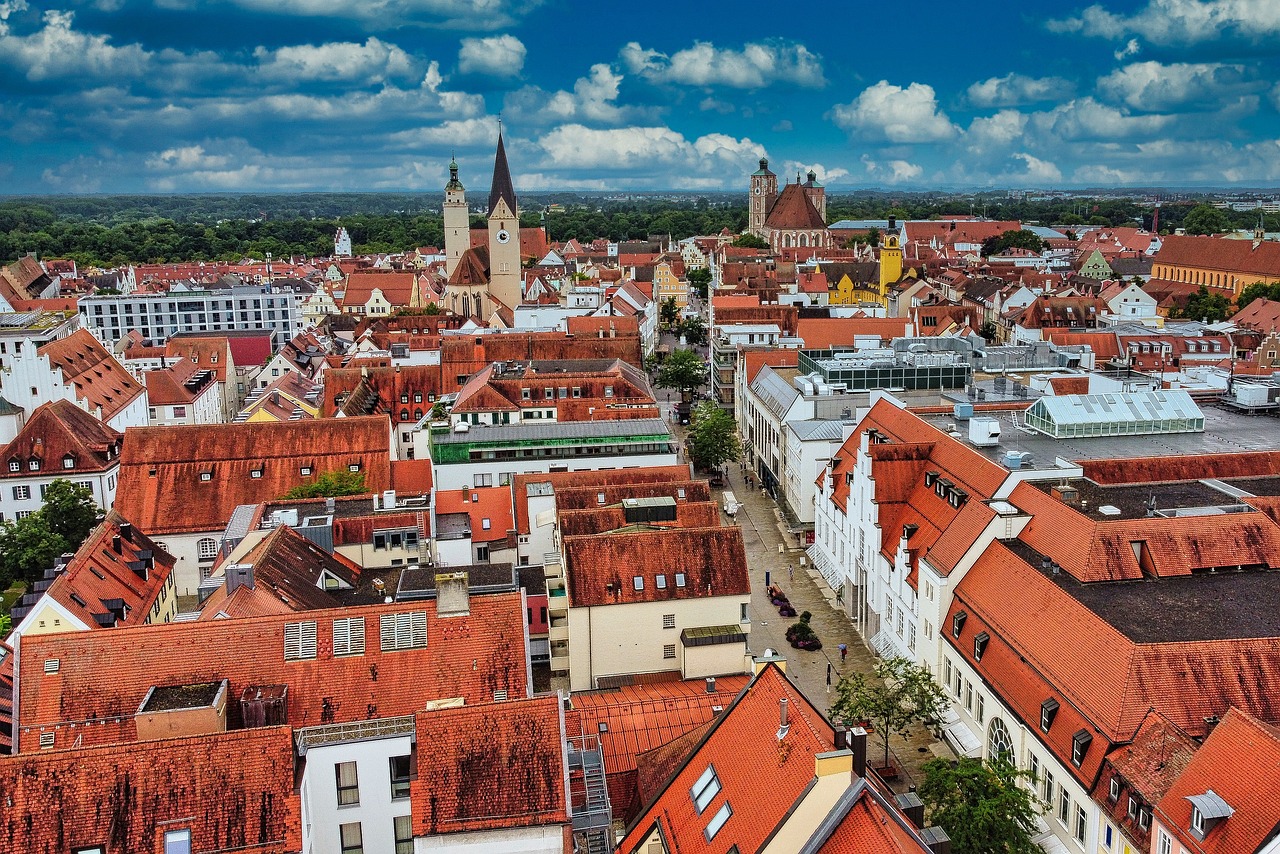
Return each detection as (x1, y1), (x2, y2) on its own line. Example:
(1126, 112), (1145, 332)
(1151, 233), (1280, 298)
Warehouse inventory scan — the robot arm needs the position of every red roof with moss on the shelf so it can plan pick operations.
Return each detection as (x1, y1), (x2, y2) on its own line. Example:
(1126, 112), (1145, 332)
(564, 527), (749, 607)
(38, 329), (144, 421)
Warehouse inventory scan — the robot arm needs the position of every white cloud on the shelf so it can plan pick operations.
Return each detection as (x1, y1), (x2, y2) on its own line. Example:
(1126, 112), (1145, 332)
(784, 161), (848, 183)
(253, 37), (420, 84)
(0, 1), (28, 21)
(1049, 0), (1280, 45)
(860, 154), (923, 184)
(620, 39), (825, 89)
(1114, 38), (1141, 60)
(967, 110), (1030, 151)
(503, 64), (652, 126)
(0, 10), (149, 81)
(1028, 97), (1178, 140)
(537, 124), (764, 178)
(967, 73), (1073, 107)
(1097, 61), (1257, 111)
(773, 119), (793, 132)
(183, 0), (540, 30)
(830, 81), (958, 143)
(457, 34), (525, 77)
(699, 97), (735, 114)
(1010, 152), (1062, 183)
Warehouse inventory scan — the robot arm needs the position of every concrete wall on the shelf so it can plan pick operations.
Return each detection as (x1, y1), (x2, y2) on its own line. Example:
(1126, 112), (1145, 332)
(300, 734), (414, 854)
(416, 824), (567, 853)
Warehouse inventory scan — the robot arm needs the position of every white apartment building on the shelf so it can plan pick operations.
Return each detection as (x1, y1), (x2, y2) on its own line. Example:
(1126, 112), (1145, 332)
(79, 285), (303, 347)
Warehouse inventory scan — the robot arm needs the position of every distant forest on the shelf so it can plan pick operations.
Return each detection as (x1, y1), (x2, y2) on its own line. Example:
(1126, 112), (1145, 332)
(0, 191), (1271, 268)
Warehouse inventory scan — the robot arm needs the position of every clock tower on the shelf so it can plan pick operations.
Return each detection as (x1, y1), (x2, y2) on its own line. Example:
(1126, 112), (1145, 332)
(748, 158), (777, 239)
(442, 156), (468, 278)
(487, 130), (522, 312)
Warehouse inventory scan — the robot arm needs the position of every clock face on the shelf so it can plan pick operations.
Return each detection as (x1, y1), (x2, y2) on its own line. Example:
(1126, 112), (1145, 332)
(496, 229), (511, 244)
(754, 187), (761, 195)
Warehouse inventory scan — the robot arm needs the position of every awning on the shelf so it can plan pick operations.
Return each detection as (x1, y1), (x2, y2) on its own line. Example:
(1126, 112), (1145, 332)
(806, 545), (841, 589)
(942, 720), (982, 758)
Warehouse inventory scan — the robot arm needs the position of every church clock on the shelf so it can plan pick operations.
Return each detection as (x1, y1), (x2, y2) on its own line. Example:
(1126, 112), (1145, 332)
(496, 229), (511, 244)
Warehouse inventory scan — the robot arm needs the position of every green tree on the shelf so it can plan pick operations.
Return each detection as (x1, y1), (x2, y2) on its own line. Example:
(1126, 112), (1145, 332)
(829, 656), (948, 770)
(687, 266), (712, 300)
(680, 315), (707, 346)
(660, 297), (680, 328)
(1176, 285), (1231, 322)
(918, 758), (1042, 854)
(281, 470), (367, 500)
(655, 348), (707, 396)
(981, 229), (1045, 257)
(41, 480), (99, 546)
(0, 516), (68, 587)
(732, 232), (768, 249)
(979, 321), (998, 342)
(1183, 204), (1232, 236)
(1236, 281), (1280, 311)
(686, 401), (740, 472)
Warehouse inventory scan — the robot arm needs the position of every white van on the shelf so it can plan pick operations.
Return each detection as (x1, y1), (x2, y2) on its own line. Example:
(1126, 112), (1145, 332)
(722, 491), (741, 518)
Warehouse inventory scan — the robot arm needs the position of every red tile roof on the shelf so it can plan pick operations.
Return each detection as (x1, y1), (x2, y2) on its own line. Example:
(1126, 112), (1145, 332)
(558, 502), (721, 538)
(512, 466), (693, 535)
(37, 329), (144, 421)
(412, 696), (568, 836)
(198, 525), (358, 618)
(0, 399), (121, 478)
(817, 792), (930, 853)
(1231, 296), (1280, 332)
(142, 357), (218, 406)
(765, 183), (827, 231)
(0, 726), (300, 854)
(441, 331), (643, 382)
(566, 315), (641, 338)
(1155, 708), (1280, 854)
(18, 593), (528, 750)
(435, 485), (514, 545)
(564, 527), (750, 607)
(343, 270), (417, 308)
(1081, 452), (1280, 485)
(553, 480), (712, 512)
(164, 336), (234, 382)
(619, 664), (837, 854)
(1096, 711), (1198, 844)
(796, 317), (913, 349)
(116, 416), (393, 534)
(742, 349), (800, 384)
(1155, 233), (1280, 277)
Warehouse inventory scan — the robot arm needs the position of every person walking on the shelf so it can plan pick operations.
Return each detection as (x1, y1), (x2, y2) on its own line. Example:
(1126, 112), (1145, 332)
(788, 565), (794, 583)
(838, 642), (848, 662)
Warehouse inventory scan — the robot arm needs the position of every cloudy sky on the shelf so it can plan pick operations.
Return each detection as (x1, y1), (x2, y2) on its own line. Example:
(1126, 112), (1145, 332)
(3, 0), (1280, 193)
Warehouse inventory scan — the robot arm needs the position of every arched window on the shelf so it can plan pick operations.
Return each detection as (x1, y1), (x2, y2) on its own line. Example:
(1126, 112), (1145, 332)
(783, 234), (793, 248)
(197, 537), (218, 561)
(988, 717), (1015, 766)
(799, 233), (808, 247)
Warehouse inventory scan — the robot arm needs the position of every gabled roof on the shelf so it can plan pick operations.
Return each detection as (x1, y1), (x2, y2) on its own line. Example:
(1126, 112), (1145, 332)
(413, 696), (567, 836)
(198, 525), (358, 618)
(563, 527), (750, 607)
(449, 246), (490, 286)
(1231, 296), (1280, 332)
(1096, 711), (1197, 836)
(164, 336), (234, 382)
(1155, 708), (1280, 854)
(512, 465), (693, 535)
(619, 664), (837, 854)
(116, 416), (393, 534)
(0, 399), (121, 478)
(1155, 233), (1280, 276)
(765, 183), (826, 231)
(0, 726), (300, 854)
(142, 357), (218, 406)
(19, 593), (528, 749)
(38, 329), (144, 421)
(343, 270), (416, 308)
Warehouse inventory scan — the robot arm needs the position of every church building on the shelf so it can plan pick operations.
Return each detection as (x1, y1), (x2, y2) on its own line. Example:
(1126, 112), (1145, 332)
(748, 159), (831, 254)
(443, 132), (524, 321)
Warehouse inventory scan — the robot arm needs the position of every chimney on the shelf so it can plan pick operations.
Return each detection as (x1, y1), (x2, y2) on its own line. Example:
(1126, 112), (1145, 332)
(111, 535), (122, 554)
(895, 791), (925, 828)
(777, 697), (790, 739)
(920, 827), (952, 854)
(436, 571), (470, 617)
(226, 563), (254, 595)
(705, 677), (716, 694)
(119, 522), (133, 542)
(848, 726), (868, 778)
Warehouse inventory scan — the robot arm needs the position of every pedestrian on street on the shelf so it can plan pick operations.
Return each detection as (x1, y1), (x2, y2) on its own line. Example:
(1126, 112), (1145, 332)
(788, 565), (794, 582)
(838, 642), (848, 662)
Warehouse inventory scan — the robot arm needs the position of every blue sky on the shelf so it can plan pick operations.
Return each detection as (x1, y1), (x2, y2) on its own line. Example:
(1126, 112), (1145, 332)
(3, 0), (1280, 193)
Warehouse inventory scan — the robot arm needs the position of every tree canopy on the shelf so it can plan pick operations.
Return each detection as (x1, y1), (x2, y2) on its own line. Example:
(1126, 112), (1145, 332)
(686, 401), (740, 472)
(0, 479), (100, 588)
(918, 758), (1042, 854)
(1236, 281), (1280, 311)
(655, 348), (707, 394)
(281, 470), (367, 500)
(1175, 285), (1232, 322)
(687, 266), (712, 300)
(829, 656), (948, 770)
(732, 232), (768, 249)
(981, 229), (1045, 257)
(1182, 203), (1232, 236)
(680, 315), (707, 346)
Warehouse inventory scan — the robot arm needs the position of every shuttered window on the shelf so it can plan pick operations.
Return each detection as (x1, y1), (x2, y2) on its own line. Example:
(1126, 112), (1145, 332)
(380, 611), (427, 651)
(333, 617), (366, 657)
(284, 621), (318, 660)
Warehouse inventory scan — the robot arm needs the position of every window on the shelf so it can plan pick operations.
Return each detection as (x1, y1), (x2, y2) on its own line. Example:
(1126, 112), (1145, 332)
(1109, 776), (1121, 802)
(172, 406), (187, 418)
(655, 574), (667, 589)
(339, 822), (363, 854)
(675, 573), (686, 587)
(1105, 825), (1114, 849)
(389, 755), (411, 800)
(39, 732), (55, 748)
(333, 617), (366, 656)
(1075, 806), (1087, 844)
(1058, 789), (1069, 824)
(12, 485), (29, 500)
(951, 611), (966, 638)
(1028, 753), (1040, 783)
(1042, 772), (1055, 803)
(200, 471), (213, 482)
(197, 537), (218, 560)
(7, 461), (18, 472)
(62, 455), (76, 469)
(662, 614), (676, 629)
(977, 694), (985, 724)
(1071, 729), (1093, 767)
(348, 463), (361, 473)
(1041, 698), (1059, 733)
(380, 611), (427, 651)
(690, 765), (721, 814)
(664, 644), (676, 659)
(1138, 808), (1151, 831)
(704, 802), (732, 841)
(987, 718), (1014, 765)
(973, 631), (989, 661)
(1127, 795), (1139, 821)
(163, 831), (191, 854)
(633, 576), (644, 591)
(741, 603), (750, 623)
(335, 761), (360, 805)
(393, 815), (412, 854)
(284, 620), (318, 660)
(300, 466), (313, 476)
(1156, 831), (1172, 854)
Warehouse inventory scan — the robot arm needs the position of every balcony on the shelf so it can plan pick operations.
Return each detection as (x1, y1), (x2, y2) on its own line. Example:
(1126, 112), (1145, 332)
(548, 587), (569, 614)
(549, 621), (570, 642)
(550, 654), (571, 673)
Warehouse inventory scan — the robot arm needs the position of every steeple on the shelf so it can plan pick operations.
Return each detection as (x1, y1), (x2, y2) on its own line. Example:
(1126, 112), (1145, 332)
(446, 153), (463, 191)
(488, 131), (518, 218)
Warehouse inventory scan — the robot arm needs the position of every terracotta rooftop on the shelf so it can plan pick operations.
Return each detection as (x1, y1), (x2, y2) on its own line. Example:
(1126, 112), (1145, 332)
(0, 726), (300, 854)
(512, 466), (692, 535)
(557, 501), (720, 538)
(435, 484), (514, 545)
(0, 399), (121, 479)
(796, 317), (913, 349)
(142, 357), (218, 406)
(116, 416), (393, 534)
(18, 592), (528, 750)
(37, 329), (144, 421)
(1096, 711), (1198, 842)
(412, 696), (568, 836)
(765, 182), (827, 231)
(563, 527), (750, 607)
(343, 270), (417, 308)
(164, 336), (234, 382)
(1155, 233), (1280, 277)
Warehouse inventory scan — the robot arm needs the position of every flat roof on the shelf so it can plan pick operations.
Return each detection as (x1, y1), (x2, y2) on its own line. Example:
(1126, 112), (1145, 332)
(1006, 539), (1280, 643)
(432, 417), (671, 445)
(1032, 478), (1244, 520)
(918, 405), (1280, 470)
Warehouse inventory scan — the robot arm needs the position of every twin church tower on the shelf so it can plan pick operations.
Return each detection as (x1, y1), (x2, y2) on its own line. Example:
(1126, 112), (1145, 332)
(442, 132), (522, 321)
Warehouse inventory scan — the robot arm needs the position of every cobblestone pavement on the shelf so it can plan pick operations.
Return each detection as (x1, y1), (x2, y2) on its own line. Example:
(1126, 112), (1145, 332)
(718, 466), (949, 793)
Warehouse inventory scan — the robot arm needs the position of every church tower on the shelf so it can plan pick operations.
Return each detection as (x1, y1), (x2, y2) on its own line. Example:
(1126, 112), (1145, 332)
(487, 130), (522, 312)
(749, 158), (777, 239)
(878, 217), (903, 294)
(443, 157), (468, 278)
(802, 169), (826, 224)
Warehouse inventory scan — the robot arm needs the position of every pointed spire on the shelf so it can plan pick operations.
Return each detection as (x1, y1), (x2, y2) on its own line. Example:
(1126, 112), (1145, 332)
(488, 129), (518, 218)
(446, 152), (463, 191)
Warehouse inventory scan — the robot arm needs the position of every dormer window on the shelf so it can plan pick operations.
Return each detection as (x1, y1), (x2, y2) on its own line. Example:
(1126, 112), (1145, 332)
(1071, 729), (1092, 767)
(1040, 698), (1060, 733)
(633, 576), (644, 591)
(1186, 790), (1234, 840)
(951, 611), (966, 638)
(28, 459), (39, 471)
(1109, 777), (1121, 802)
(62, 455), (76, 469)
(973, 631), (989, 661)
(348, 463), (361, 473)
(8, 460), (19, 472)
